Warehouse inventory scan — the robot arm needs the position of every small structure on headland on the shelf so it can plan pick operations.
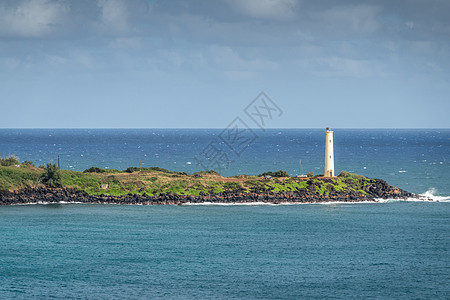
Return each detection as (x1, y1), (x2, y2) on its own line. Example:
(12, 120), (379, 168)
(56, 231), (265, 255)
(297, 159), (307, 178)
(324, 127), (335, 177)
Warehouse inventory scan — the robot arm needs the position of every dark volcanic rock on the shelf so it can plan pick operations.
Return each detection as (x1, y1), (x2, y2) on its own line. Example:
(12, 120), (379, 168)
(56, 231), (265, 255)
(0, 178), (415, 206)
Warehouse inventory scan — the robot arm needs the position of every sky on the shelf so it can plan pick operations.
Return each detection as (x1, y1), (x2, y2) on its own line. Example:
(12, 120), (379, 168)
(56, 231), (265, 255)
(0, 0), (449, 128)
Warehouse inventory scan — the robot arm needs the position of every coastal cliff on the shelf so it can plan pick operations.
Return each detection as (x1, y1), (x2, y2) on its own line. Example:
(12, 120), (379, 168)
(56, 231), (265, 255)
(0, 165), (414, 205)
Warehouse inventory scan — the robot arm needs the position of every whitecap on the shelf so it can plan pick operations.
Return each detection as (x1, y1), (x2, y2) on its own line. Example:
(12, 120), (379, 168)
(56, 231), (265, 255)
(419, 188), (450, 202)
(183, 202), (279, 206)
(318, 200), (377, 205)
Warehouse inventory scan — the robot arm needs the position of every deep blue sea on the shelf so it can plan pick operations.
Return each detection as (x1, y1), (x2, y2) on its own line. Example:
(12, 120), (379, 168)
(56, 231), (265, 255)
(0, 129), (449, 299)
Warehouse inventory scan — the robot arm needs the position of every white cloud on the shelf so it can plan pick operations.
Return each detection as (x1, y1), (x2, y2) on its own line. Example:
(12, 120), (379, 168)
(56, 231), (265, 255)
(426, 61), (442, 72)
(70, 51), (96, 69)
(314, 5), (380, 34)
(1, 57), (21, 69)
(383, 41), (397, 52)
(0, 56), (35, 69)
(299, 56), (378, 78)
(208, 45), (278, 80)
(109, 37), (141, 49)
(210, 45), (277, 70)
(0, 0), (69, 37)
(226, 0), (298, 21)
(405, 21), (414, 30)
(409, 41), (435, 54)
(47, 55), (66, 66)
(223, 70), (257, 80)
(97, 0), (129, 33)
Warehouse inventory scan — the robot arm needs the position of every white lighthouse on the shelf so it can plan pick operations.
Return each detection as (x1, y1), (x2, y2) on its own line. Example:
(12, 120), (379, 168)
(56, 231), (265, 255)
(324, 127), (335, 177)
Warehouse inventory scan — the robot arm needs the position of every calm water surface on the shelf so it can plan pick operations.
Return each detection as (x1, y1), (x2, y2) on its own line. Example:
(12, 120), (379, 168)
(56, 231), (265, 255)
(0, 202), (449, 299)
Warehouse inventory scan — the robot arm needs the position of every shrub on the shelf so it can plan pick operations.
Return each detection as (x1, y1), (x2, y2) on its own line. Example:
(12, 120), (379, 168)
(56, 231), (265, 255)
(306, 171), (314, 177)
(259, 170), (290, 178)
(0, 155), (20, 166)
(147, 167), (171, 173)
(23, 161), (35, 167)
(223, 182), (242, 191)
(84, 167), (106, 173)
(194, 170), (220, 176)
(126, 167), (140, 173)
(40, 163), (62, 188)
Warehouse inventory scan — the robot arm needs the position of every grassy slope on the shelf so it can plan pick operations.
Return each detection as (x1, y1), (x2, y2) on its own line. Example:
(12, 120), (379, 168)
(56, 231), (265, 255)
(0, 165), (374, 197)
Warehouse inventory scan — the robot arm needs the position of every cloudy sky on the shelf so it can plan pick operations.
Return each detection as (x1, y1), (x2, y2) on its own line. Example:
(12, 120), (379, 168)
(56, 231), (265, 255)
(0, 0), (449, 128)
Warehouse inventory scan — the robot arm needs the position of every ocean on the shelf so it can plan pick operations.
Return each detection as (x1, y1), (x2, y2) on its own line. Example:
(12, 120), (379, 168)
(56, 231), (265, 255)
(0, 129), (449, 299)
(0, 203), (449, 299)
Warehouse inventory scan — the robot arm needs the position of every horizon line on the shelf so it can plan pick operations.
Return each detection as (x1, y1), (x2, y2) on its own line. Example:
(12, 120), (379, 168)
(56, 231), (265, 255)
(0, 127), (448, 130)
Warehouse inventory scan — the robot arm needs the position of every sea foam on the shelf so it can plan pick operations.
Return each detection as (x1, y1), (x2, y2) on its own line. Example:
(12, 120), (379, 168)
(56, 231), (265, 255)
(374, 188), (450, 203)
(419, 188), (450, 202)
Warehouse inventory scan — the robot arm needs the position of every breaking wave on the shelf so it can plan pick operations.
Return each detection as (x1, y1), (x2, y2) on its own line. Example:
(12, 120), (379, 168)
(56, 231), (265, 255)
(374, 188), (450, 203)
(418, 188), (450, 202)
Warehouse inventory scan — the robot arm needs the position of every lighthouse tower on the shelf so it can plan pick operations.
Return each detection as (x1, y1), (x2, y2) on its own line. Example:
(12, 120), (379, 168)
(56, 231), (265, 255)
(324, 127), (335, 177)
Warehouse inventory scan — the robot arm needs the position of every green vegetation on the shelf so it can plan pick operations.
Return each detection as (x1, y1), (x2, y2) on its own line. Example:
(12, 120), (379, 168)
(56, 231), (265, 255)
(0, 159), (376, 199)
(23, 161), (35, 167)
(0, 155), (20, 167)
(339, 171), (374, 187)
(40, 163), (62, 188)
(84, 167), (108, 173)
(193, 170), (221, 176)
(259, 170), (290, 177)
(0, 166), (41, 190)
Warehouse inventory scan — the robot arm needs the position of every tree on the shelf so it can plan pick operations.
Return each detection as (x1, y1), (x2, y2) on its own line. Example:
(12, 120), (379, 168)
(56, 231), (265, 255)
(40, 163), (62, 188)
(83, 167), (106, 173)
(259, 170), (290, 178)
(0, 155), (20, 166)
(23, 160), (34, 167)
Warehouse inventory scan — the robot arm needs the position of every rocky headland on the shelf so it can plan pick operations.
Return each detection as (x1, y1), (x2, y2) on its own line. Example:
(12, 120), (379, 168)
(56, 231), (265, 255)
(0, 176), (415, 205)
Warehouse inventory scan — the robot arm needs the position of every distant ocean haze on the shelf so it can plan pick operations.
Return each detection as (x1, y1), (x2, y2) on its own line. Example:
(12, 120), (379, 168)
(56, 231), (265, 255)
(0, 128), (448, 197)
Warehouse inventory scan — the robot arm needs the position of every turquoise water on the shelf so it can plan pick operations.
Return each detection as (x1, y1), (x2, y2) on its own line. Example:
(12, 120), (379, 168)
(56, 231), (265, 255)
(1, 202), (449, 299)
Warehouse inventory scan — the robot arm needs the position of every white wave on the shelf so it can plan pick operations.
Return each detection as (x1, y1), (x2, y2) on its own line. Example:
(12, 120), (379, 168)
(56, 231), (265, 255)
(183, 202), (280, 206)
(317, 201), (378, 205)
(12, 201), (85, 206)
(373, 198), (431, 203)
(183, 201), (380, 206)
(374, 189), (450, 203)
(418, 188), (450, 202)
(375, 198), (425, 203)
(375, 197), (430, 203)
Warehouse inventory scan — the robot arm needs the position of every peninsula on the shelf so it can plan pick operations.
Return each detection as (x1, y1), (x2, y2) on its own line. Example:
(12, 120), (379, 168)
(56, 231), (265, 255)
(0, 128), (417, 205)
(0, 163), (413, 205)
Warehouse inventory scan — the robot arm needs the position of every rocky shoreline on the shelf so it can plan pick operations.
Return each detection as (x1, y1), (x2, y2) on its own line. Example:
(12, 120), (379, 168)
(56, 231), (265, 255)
(0, 178), (416, 205)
